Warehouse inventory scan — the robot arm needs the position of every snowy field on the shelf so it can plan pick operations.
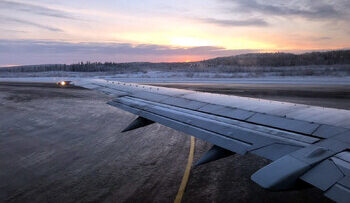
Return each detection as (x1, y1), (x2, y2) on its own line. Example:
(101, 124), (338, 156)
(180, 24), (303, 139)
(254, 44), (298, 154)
(1, 75), (350, 85)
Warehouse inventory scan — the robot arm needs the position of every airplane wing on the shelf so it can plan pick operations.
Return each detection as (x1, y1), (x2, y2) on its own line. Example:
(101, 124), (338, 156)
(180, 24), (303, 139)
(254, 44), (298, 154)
(69, 79), (350, 202)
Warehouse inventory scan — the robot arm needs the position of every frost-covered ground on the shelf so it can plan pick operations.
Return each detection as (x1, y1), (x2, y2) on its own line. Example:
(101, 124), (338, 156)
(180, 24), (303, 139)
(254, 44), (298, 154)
(1, 66), (350, 85)
(1, 63), (350, 79)
(1, 75), (350, 85)
(108, 77), (350, 85)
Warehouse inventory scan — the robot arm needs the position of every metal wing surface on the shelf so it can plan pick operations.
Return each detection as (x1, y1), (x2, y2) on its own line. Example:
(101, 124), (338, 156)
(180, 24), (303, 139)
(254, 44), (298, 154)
(72, 79), (350, 202)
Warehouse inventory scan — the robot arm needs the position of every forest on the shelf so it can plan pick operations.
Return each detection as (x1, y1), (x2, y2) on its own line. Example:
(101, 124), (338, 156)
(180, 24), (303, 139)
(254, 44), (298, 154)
(1, 50), (349, 75)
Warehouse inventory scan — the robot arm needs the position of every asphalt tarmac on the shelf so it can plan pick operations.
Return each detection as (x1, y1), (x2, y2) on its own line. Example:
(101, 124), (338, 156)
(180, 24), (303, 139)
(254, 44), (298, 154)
(0, 82), (339, 202)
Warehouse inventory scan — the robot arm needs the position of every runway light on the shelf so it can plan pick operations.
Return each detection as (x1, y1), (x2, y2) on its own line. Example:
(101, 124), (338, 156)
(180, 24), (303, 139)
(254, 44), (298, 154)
(57, 81), (71, 87)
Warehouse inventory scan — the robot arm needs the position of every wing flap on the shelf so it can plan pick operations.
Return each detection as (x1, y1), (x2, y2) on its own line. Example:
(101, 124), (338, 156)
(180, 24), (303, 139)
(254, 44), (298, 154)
(198, 104), (255, 120)
(250, 143), (302, 161)
(247, 113), (319, 135)
(301, 159), (344, 191)
(325, 183), (350, 203)
(324, 151), (350, 202)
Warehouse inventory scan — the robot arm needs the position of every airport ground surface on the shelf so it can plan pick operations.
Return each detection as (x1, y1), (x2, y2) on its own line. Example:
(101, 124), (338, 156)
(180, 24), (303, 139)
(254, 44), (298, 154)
(1, 82), (346, 202)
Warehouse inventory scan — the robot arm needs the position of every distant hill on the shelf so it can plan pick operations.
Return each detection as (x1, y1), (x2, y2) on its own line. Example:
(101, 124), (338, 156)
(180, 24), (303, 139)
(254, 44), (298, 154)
(201, 50), (350, 67)
(0, 50), (349, 74)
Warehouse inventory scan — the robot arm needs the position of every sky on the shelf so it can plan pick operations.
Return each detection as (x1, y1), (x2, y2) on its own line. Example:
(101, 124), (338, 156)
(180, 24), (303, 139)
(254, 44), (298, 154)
(0, 0), (350, 65)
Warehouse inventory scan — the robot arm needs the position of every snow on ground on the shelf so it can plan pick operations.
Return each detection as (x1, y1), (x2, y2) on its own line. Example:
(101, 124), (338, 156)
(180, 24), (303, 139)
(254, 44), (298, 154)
(1, 75), (350, 85)
(1, 69), (350, 85)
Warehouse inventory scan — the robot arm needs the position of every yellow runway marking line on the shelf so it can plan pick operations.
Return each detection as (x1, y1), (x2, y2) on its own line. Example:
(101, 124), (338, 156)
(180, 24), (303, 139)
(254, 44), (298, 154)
(174, 136), (195, 203)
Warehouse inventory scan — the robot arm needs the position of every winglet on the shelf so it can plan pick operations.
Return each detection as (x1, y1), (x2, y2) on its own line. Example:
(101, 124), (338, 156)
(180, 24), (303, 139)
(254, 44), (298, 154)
(121, 116), (154, 132)
(195, 145), (234, 166)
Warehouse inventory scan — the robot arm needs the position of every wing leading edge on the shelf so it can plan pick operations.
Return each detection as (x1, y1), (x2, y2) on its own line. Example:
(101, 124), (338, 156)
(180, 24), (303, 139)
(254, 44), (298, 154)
(71, 79), (350, 202)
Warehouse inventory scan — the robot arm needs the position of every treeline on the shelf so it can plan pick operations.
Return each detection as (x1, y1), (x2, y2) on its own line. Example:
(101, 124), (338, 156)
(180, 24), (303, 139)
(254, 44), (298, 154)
(0, 62), (192, 73)
(1, 50), (349, 73)
(203, 50), (350, 67)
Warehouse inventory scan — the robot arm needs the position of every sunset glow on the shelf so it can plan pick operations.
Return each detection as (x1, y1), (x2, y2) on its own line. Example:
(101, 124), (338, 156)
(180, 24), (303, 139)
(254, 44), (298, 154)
(170, 37), (214, 47)
(0, 0), (349, 65)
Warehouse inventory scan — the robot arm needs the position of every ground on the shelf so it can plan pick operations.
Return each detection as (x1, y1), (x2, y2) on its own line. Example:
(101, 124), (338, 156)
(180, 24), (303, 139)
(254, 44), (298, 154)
(0, 82), (339, 202)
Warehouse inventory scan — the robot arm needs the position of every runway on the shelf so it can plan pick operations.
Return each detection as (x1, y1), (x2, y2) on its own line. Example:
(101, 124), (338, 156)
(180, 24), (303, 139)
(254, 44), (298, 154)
(0, 82), (336, 202)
